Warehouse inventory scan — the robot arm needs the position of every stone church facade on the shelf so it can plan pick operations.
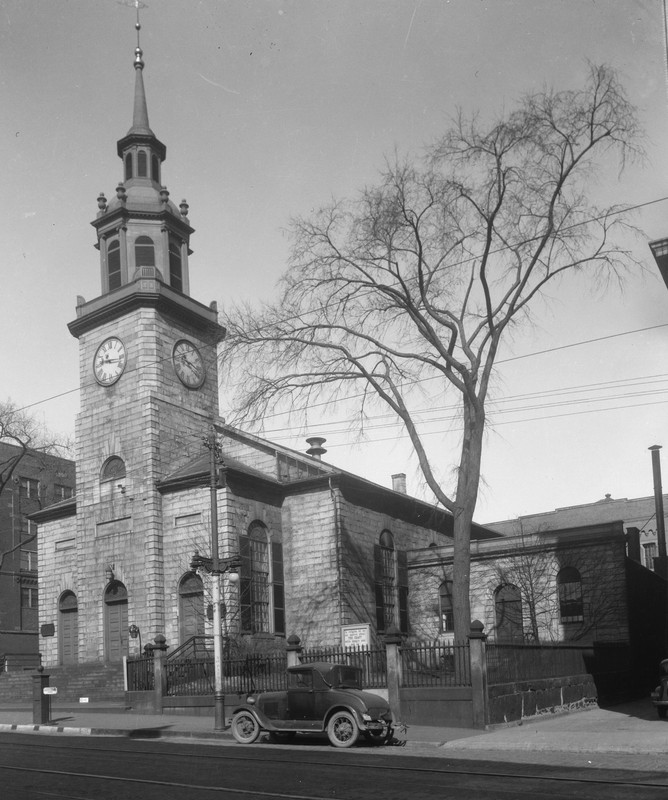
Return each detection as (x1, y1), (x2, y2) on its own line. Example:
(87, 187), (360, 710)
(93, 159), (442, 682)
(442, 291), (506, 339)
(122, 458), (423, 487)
(32, 38), (500, 669)
(33, 30), (664, 682)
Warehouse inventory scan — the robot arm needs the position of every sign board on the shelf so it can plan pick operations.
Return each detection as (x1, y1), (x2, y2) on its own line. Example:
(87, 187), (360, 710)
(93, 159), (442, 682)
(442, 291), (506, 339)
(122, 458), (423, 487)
(43, 687), (58, 695)
(341, 623), (371, 649)
(40, 623), (55, 637)
(79, 697), (89, 704)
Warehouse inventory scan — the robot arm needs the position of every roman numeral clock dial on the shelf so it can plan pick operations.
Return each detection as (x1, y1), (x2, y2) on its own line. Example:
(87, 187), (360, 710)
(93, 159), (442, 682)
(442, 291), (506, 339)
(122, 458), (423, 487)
(172, 339), (205, 388)
(93, 337), (127, 386)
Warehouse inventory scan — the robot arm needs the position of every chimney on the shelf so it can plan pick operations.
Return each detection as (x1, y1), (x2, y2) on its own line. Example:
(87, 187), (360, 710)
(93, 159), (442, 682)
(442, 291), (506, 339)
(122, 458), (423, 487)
(392, 473), (407, 494)
(306, 437), (327, 460)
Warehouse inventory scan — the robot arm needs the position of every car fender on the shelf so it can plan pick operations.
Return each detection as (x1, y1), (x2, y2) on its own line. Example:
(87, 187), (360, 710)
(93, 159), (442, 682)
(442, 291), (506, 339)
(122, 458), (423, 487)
(324, 703), (368, 729)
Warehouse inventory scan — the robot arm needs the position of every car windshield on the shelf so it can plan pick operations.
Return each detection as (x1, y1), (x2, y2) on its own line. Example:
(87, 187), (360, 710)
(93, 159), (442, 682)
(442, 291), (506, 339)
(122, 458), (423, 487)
(326, 665), (362, 689)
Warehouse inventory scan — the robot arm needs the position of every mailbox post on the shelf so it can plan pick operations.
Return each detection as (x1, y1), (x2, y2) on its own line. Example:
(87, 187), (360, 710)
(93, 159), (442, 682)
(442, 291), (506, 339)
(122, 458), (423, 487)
(32, 668), (52, 724)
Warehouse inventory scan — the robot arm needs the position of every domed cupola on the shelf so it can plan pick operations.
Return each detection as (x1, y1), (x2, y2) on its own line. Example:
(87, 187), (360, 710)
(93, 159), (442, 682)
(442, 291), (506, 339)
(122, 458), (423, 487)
(91, 19), (194, 297)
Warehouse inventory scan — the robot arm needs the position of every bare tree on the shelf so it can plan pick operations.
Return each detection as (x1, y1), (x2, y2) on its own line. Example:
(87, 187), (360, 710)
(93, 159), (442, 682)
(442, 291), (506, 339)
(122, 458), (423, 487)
(0, 399), (71, 573)
(221, 65), (643, 642)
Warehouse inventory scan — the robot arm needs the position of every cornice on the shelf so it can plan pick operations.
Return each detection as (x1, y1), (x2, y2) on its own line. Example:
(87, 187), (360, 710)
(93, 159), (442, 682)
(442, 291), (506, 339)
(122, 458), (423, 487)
(68, 279), (226, 342)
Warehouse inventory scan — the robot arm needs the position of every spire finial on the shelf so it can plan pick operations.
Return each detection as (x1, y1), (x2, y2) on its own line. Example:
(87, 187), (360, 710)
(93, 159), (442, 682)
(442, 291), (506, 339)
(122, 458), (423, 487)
(134, 0), (145, 69)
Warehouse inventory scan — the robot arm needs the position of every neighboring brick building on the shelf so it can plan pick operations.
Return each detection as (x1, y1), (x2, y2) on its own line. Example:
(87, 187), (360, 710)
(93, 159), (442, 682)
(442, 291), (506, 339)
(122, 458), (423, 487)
(32, 40), (500, 669)
(0, 442), (74, 666)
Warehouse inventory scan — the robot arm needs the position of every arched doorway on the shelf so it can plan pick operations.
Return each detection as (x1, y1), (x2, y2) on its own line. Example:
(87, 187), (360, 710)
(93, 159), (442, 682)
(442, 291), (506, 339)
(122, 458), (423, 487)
(179, 572), (205, 643)
(59, 591), (78, 665)
(104, 581), (128, 662)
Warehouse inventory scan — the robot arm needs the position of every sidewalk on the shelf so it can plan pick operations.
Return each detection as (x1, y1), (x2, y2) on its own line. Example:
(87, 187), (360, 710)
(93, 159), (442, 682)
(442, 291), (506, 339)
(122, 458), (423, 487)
(2, 699), (668, 774)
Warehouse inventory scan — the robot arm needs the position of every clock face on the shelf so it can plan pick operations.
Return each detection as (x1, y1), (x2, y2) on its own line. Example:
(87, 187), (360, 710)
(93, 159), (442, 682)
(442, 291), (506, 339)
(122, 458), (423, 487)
(94, 337), (127, 386)
(172, 340), (205, 388)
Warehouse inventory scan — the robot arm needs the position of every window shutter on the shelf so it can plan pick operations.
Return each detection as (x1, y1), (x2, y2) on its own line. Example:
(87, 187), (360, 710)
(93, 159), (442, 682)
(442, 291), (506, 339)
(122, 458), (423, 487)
(373, 544), (384, 632)
(271, 541), (285, 634)
(238, 535), (252, 633)
(397, 549), (409, 634)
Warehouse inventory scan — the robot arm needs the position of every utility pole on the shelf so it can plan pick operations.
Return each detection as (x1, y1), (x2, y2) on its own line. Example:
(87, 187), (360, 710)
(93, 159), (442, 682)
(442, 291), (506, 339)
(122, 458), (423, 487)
(204, 426), (225, 731)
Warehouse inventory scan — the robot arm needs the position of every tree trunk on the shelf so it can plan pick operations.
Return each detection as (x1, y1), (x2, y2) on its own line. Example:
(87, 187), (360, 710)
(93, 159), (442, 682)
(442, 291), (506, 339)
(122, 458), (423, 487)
(452, 398), (485, 643)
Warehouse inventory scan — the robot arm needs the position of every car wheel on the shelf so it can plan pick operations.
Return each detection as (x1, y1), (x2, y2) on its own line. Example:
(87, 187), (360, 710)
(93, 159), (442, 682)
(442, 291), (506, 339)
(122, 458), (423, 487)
(268, 731), (297, 743)
(327, 711), (359, 748)
(231, 711), (261, 744)
(658, 707), (667, 720)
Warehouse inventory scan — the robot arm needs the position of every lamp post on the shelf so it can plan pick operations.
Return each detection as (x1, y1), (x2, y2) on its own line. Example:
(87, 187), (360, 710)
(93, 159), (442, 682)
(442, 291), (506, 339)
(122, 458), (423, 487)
(128, 624), (142, 656)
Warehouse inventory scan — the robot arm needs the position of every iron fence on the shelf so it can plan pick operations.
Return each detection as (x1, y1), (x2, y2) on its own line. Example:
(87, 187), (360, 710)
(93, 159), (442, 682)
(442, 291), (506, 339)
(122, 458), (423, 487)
(164, 652), (288, 697)
(300, 645), (387, 689)
(401, 641), (471, 687)
(126, 654), (154, 692)
(486, 642), (591, 684)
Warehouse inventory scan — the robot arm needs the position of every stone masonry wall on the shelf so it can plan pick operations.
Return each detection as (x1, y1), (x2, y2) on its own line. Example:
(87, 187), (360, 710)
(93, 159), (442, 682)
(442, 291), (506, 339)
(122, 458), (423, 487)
(409, 534), (631, 644)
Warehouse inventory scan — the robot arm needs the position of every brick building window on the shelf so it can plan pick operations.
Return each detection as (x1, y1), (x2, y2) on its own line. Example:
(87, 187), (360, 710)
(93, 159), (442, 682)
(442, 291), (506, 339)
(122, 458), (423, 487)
(557, 567), (584, 623)
(21, 586), (38, 630)
(374, 530), (409, 634)
(19, 477), (39, 500)
(20, 549), (37, 571)
(239, 522), (285, 635)
(644, 542), (657, 570)
(54, 484), (74, 500)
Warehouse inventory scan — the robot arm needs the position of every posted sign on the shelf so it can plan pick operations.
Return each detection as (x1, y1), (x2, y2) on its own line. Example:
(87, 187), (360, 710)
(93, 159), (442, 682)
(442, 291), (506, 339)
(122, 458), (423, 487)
(43, 687), (58, 695)
(341, 623), (371, 649)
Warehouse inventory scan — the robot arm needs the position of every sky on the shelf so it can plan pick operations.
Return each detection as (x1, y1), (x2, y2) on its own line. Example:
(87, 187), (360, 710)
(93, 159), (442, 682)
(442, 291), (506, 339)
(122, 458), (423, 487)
(3, 0), (668, 524)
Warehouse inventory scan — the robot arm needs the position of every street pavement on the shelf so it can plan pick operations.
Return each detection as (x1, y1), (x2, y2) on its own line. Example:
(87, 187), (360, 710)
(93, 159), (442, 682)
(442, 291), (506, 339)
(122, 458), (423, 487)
(1, 698), (667, 774)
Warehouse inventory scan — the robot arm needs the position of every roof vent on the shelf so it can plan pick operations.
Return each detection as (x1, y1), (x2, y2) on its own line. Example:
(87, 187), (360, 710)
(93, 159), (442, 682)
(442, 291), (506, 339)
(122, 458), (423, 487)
(306, 437), (327, 460)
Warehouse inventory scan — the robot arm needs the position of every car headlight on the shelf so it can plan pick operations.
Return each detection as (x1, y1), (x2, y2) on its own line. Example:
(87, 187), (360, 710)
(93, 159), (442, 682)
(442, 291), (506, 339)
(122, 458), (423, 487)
(362, 713), (372, 721)
(247, 696), (255, 705)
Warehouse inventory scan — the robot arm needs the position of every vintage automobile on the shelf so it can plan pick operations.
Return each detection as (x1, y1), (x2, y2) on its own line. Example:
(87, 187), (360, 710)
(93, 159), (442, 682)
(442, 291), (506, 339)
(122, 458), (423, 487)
(228, 661), (394, 748)
(650, 658), (668, 719)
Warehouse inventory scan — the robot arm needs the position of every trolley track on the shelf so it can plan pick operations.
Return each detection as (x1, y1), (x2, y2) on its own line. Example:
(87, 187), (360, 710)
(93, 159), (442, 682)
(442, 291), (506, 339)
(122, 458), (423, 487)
(1, 733), (667, 795)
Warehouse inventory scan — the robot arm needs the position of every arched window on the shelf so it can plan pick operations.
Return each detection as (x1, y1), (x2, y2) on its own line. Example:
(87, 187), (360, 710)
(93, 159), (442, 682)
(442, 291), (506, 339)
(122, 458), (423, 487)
(494, 584), (523, 643)
(439, 580), (454, 633)
(137, 150), (147, 177)
(107, 240), (121, 291)
(124, 153), (133, 181)
(134, 236), (155, 268)
(100, 456), (126, 483)
(179, 573), (205, 643)
(557, 567), (584, 623)
(151, 154), (160, 182)
(100, 456), (126, 500)
(374, 530), (409, 634)
(59, 591), (78, 665)
(169, 238), (183, 292)
(239, 522), (284, 635)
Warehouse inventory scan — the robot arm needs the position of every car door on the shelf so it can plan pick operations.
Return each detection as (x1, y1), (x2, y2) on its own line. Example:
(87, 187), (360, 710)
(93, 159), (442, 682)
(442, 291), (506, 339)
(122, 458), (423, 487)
(287, 669), (316, 720)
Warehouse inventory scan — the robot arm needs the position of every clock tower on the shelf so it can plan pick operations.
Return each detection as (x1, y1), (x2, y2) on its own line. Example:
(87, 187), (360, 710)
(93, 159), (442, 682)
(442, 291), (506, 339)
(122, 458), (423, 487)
(66, 28), (225, 661)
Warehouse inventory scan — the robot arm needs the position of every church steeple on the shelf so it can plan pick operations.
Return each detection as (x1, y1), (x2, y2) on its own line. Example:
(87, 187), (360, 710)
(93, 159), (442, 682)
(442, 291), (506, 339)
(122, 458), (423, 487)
(90, 18), (193, 299)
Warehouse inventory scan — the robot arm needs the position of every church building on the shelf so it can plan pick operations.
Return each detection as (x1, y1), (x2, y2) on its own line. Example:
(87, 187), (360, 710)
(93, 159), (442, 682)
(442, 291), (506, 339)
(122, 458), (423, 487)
(33, 32), (499, 671)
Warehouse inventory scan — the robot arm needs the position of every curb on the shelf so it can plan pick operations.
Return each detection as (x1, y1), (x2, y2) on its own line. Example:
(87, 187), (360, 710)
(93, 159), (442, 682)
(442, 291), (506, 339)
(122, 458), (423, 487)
(0, 723), (92, 736)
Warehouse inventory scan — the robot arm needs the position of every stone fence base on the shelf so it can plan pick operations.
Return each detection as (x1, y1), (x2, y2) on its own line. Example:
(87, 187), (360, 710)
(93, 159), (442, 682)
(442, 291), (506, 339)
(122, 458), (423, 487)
(488, 674), (598, 725)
